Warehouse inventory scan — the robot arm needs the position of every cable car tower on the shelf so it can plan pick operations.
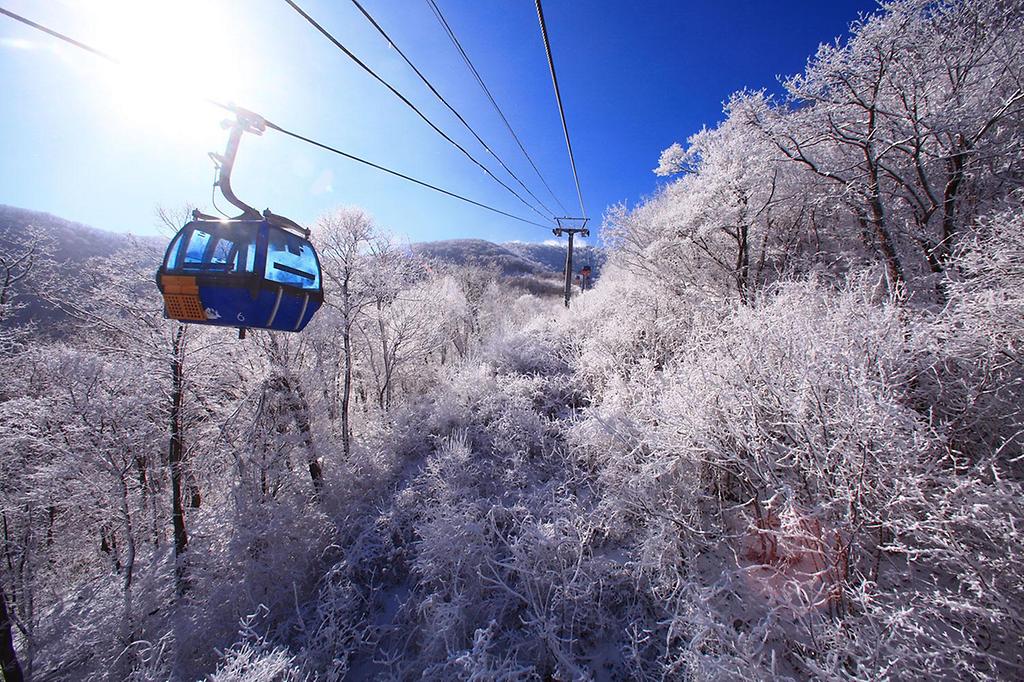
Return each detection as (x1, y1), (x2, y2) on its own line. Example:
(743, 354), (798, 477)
(552, 216), (588, 308)
(156, 108), (324, 338)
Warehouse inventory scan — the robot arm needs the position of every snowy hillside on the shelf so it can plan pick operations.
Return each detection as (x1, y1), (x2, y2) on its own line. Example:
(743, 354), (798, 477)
(1, 1), (1023, 681)
(0, 205), (136, 263)
(410, 238), (549, 276)
(0, 205), (162, 334)
(410, 238), (605, 279)
(501, 240), (605, 277)
(0, 209), (586, 333)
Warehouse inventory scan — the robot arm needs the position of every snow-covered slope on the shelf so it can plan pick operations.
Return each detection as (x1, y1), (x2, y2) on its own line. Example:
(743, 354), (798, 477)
(0, 204), (142, 264)
(409, 238), (550, 276)
(410, 238), (605, 279)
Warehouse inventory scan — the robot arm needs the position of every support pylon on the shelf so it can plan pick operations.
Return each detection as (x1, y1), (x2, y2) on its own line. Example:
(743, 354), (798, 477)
(552, 217), (589, 308)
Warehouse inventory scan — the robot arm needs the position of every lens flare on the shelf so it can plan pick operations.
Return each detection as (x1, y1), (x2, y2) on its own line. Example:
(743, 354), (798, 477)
(74, 0), (253, 138)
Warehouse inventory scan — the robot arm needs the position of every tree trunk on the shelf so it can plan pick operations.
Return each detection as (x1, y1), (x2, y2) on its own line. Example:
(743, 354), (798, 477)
(864, 106), (905, 296)
(867, 190), (904, 294)
(168, 326), (188, 594)
(0, 585), (24, 682)
(341, 273), (353, 461)
(939, 144), (967, 265)
(117, 473), (136, 598)
(735, 223), (750, 304)
(289, 380), (323, 497)
(116, 470), (136, 678)
(376, 304), (392, 411)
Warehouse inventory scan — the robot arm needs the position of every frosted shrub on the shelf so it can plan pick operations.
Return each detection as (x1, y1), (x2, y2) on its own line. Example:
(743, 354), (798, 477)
(209, 641), (304, 682)
(483, 322), (563, 377)
(921, 197), (1024, 460)
(570, 263), (724, 395)
(575, 274), (1023, 678)
(359, 350), (611, 678)
(289, 560), (370, 681)
(447, 621), (538, 680)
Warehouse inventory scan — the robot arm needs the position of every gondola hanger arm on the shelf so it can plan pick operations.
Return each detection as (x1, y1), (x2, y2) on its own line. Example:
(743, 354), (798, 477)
(208, 107), (267, 219)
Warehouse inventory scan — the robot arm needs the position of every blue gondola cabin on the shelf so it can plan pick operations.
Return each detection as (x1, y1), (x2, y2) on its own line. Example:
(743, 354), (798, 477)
(157, 218), (324, 332)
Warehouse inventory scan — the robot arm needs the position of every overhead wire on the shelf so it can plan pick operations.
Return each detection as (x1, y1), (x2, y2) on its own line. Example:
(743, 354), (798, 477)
(424, 0), (568, 216)
(281, 0), (555, 224)
(0, 5), (551, 230)
(263, 121), (550, 227)
(0, 8), (235, 113)
(534, 0), (587, 219)
(347, 0), (557, 219)
(1, 6), (109, 59)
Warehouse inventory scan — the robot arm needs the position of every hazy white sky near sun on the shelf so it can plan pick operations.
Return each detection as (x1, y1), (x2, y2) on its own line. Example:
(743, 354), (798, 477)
(0, 0), (877, 244)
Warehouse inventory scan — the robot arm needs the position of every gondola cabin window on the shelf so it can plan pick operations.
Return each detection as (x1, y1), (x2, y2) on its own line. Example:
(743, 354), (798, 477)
(265, 227), (320, 289)
(209, 233), (255, 272)
(164, 225), (258, 274)
(183, 229), (211, 266)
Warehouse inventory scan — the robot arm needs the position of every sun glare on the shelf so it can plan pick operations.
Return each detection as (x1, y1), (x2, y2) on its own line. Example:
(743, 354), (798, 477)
(79, 0), (251, 138)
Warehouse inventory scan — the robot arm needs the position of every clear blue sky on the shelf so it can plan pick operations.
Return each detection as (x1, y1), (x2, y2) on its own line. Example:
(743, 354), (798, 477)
(0, 0), (879, 243)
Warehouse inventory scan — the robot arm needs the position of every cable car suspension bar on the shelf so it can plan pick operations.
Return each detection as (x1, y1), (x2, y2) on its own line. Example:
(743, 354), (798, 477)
(210, 109), (265, 220)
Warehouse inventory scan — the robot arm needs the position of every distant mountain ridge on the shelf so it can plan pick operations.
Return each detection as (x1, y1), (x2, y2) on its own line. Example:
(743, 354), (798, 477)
(0, 204), (148, 264)
(0, 206), (604, 330)
(504, 240), (604, 275)
(410, 238), (605, 279)
(410, 239), (545, 276)
(1, 205), (604, 278)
